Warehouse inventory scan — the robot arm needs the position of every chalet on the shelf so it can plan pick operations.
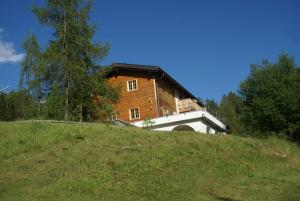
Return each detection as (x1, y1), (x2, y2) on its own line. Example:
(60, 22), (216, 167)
(106, 63), (226, 134)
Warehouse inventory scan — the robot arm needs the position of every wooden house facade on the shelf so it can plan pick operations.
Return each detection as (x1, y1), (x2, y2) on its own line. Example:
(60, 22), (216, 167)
(106, 63), (204, 123)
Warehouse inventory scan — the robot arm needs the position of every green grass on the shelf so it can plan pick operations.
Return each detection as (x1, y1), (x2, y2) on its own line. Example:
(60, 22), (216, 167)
(1, 121), (300, 201)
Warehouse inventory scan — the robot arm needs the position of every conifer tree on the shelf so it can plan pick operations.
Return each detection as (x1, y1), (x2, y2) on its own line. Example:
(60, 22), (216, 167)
(21, 0), (119, 121)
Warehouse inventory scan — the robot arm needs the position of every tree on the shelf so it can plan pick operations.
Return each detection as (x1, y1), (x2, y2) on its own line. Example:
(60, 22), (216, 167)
(21, 0), (119, 121)
(204, 98), (219, 115)
(43, 85), (65, 120)
(0, 91), (39, 121)
(219, 92), (244, 134)
(239, 54), (300, 141)
(20, 34), (42, 95)
(20, 34), (45, 116)
(0, 93), (7, 120)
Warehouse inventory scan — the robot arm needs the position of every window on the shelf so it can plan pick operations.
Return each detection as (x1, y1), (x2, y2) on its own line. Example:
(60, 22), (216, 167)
(127, 80), (137, 91)
(130, 108), (140, 119)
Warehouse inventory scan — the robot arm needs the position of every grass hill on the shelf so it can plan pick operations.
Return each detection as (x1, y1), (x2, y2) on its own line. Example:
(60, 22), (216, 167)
(1, 121), (300, 201)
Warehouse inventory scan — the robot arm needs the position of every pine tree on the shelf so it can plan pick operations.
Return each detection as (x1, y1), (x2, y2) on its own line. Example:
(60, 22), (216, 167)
(21, 0), (119, 121)
(219, 92), (244, 134)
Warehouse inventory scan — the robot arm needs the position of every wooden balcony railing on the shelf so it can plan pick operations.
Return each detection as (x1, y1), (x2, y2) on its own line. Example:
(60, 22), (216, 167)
(178, 99), (202, 113)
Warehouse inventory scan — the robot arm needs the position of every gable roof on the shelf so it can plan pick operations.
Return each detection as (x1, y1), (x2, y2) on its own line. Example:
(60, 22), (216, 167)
(108, 63), (204, 106)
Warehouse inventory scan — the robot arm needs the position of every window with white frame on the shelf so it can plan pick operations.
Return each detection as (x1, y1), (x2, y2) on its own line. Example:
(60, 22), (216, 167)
(127, 80), (137, 91)
(129, 108), (140, 119)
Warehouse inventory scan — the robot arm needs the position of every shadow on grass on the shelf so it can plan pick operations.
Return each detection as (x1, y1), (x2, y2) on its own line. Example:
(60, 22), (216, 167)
(216, 197), (240, 201)
(209, 192), (241, 201)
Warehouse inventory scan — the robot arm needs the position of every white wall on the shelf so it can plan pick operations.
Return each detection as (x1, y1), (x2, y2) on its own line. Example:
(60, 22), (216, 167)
(153, 120), (217, 134)
(132, 110), (225, 134)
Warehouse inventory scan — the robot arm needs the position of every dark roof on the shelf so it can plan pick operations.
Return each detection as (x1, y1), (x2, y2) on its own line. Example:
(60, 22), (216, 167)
(108, 63), (204, 106)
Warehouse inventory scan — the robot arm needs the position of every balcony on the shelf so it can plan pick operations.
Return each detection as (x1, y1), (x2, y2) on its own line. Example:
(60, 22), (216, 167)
(178, 98), (202, 113)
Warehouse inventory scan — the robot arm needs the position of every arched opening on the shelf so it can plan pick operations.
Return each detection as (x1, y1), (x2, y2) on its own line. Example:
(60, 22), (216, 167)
(172, 125), (195, 131)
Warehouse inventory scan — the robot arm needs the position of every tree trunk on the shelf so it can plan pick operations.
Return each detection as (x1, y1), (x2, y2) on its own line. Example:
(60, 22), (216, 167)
(63, 11), (68, 121)
(64, 81), (69, 121)
(79, 103), (83, 122)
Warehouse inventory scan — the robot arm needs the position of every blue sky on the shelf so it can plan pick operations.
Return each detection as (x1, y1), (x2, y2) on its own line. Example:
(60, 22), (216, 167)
(0, 0), (299, 101)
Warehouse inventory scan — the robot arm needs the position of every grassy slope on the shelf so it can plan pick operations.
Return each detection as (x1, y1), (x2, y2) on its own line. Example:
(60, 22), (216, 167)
(0, 122), (300, 201)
